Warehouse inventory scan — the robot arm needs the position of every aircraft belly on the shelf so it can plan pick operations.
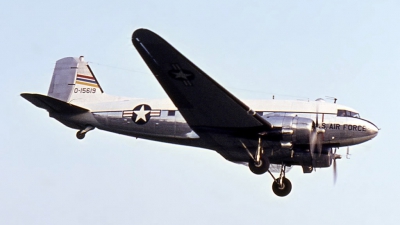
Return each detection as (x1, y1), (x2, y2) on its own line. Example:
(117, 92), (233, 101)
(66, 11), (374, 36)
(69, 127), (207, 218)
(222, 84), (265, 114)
(92, 111), (197, 139)
(207, 137), (312, 166)
(50, 111), (101, 130)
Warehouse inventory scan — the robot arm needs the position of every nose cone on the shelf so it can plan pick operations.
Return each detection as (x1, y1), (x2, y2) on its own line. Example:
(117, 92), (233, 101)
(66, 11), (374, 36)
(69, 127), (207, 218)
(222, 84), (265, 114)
(365, 120), (379, 139)
(350, 119), (379, 145)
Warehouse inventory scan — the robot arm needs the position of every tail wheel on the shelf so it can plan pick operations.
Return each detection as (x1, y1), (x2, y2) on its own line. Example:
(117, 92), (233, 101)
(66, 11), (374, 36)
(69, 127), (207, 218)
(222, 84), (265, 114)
(272, 177), (292, 197)
(249, 157), (270, 175)
(76, 131), (85, 140)
(76, 126), (94, 140)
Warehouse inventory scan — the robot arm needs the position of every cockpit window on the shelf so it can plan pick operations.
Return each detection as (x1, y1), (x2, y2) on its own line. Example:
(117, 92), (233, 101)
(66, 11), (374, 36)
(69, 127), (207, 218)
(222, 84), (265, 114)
(337, 109), (360, 118)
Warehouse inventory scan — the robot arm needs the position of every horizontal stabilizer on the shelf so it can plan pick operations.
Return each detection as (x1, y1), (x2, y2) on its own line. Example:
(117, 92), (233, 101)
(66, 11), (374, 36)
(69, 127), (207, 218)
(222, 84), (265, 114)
(21, 93), (89, 114)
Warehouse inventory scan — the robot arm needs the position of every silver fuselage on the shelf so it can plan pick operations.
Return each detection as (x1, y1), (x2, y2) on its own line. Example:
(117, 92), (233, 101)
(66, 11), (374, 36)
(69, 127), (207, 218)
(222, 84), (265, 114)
(51, 95), (378, 165)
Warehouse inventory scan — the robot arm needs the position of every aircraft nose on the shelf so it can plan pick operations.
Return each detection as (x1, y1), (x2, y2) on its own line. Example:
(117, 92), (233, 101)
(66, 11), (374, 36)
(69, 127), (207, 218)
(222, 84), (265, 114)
(365, 120), (379, 139)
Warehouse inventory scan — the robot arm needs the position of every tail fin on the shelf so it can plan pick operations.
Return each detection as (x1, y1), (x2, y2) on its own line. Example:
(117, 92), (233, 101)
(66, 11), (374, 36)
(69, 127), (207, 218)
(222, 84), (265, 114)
(48, 56), (104, 103)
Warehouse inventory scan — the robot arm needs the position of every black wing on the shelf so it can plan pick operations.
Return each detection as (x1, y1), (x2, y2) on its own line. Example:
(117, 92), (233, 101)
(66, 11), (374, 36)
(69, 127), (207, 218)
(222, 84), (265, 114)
(132, 29), (270, 136)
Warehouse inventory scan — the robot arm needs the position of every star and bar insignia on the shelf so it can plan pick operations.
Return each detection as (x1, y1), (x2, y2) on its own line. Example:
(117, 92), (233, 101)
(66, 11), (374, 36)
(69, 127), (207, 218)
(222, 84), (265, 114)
(122, 104), (161, 125)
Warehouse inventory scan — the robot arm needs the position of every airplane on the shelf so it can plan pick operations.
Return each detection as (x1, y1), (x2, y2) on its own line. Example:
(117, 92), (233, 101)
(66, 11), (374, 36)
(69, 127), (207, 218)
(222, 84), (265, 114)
(21, 28), (379, 197)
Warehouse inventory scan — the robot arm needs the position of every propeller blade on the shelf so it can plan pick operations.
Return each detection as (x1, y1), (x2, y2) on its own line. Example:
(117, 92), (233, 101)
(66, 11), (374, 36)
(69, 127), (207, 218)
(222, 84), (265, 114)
(317, 133), (323, 156)
(314, 100), (323, 157)
(309, 130), (317, 159)
(333, 158), (337, 185)
(333, 153), (341, 185)
(315, 100), (320, 127)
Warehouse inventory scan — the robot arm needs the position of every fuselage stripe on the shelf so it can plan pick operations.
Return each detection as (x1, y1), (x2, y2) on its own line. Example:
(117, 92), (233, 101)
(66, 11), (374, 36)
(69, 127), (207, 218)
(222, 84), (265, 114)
(150, 110), (161, 117)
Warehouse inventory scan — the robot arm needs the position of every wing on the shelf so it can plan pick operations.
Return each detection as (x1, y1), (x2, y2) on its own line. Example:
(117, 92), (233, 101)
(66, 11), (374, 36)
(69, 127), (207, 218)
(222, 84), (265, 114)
(132, 29), (270, 135)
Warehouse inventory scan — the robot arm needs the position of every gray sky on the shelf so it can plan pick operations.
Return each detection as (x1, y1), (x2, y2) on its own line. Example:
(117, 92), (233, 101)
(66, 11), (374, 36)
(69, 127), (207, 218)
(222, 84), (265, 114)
(1, 1), (398, 224)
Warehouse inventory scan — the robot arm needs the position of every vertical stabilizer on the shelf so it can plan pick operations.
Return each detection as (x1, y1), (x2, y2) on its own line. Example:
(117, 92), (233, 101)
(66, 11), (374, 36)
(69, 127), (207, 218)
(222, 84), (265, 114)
(48, 56), (103, 103)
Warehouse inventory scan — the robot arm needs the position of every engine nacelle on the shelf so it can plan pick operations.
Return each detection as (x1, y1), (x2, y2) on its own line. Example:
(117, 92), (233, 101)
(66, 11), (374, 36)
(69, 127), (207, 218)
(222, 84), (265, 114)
(263, 116), (315, 146)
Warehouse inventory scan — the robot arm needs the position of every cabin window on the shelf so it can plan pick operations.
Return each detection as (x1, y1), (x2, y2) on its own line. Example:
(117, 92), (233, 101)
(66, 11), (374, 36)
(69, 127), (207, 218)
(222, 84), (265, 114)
(168, 110), (176, 116)
(337, 110), (360, 118)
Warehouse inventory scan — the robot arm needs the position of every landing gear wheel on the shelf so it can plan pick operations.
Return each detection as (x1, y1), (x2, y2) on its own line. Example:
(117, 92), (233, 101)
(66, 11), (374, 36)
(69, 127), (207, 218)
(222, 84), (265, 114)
(272, 177), (292, 197)
(76, 131), (85, 140)
(249, 157), (270, 175)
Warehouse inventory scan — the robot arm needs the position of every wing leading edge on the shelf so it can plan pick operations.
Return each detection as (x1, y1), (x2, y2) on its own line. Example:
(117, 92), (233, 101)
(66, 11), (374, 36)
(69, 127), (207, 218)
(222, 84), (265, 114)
(132, 29), (270, 135)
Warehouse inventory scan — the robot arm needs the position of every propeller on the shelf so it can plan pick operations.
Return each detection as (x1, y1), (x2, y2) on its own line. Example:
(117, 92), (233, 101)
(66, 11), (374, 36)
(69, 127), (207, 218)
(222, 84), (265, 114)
(309, 127), (317, 159)
(309, 126), (324, 170)
(315, 100), (324, 156)
(309, 99), (342, 184)
(309, 100), (324, 159)
(332, 148), (341, 185)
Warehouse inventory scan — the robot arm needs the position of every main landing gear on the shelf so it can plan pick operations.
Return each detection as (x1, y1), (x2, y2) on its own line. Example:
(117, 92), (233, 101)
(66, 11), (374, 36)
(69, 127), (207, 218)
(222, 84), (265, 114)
(241, 136), (292, 197)
(247, 159), (292, 197)
(269, 164), (292, 197)
(241, 136), (270, 175)
(76, 126), (94, 139)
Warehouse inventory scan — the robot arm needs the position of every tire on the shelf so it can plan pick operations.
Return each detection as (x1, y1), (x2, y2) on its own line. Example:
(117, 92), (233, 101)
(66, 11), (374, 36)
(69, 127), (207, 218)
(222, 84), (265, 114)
(76, 131), (85, 140)
(249, 157), (270, 175)
(272, 177), (292, 197)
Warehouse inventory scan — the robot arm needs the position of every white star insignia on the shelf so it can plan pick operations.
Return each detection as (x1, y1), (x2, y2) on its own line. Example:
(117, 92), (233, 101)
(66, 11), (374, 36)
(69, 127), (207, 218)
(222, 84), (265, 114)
(133, 105), (150, 122)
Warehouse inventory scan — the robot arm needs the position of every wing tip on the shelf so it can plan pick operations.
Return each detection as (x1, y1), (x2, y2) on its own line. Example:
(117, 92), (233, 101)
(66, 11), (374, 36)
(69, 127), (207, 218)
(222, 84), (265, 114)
(132, 28), (153, 42)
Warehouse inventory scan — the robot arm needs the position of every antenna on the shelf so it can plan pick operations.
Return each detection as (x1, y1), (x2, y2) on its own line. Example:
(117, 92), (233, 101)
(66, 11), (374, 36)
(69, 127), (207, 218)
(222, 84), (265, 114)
(325, 96), (337, 104)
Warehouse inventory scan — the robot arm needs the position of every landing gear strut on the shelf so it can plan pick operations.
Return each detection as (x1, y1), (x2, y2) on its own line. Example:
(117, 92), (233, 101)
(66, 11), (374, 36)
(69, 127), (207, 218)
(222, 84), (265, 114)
(269, 164), (292, 197)
(76, 126), (94, 140)
(241, 136), (270, 175)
